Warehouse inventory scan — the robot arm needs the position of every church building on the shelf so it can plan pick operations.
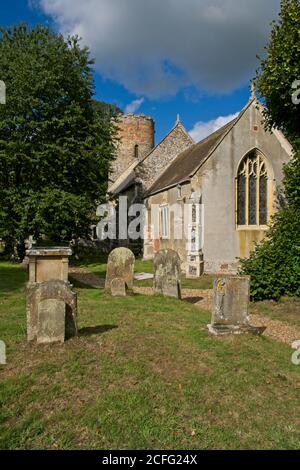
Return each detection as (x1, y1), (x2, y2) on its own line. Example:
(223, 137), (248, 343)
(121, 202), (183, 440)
(108, 91), (293, 275)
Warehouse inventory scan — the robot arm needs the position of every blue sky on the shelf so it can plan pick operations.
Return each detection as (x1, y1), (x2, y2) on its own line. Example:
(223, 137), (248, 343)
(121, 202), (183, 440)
(1, 0), (281, 142)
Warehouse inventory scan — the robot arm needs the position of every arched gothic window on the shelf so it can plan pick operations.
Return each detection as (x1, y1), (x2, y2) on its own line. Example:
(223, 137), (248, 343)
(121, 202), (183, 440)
(237, 150), (268, 227)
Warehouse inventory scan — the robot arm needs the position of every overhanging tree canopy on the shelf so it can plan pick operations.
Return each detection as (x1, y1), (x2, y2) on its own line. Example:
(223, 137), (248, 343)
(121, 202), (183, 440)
(0, 24), (117, 256)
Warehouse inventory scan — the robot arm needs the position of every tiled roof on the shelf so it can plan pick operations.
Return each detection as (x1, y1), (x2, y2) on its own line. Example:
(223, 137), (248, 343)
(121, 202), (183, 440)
(145, 118), (237, 196)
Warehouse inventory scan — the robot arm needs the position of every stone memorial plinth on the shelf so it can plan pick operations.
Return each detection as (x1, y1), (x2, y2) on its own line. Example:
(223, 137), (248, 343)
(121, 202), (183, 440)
(186, 251), (204, 279)
(208, 276), (261, 335)
(153, 249), (181, 299)
(105, 248), (135, 294)
(26, 247), (77, 343)
(27, 246), (72, 284)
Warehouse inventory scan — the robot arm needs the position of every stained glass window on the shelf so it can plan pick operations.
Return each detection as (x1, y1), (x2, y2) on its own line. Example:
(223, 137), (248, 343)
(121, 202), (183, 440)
(237, 174), (246, 225)
(259, 175), (268, 225)
(249, 175), (257, 225)
(237, 150), (268, 227)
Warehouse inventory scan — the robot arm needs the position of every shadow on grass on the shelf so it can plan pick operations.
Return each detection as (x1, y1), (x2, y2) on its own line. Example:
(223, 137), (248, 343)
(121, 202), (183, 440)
(69, 277), (99, 290)
(184, 296), (204, 304)
(79, 324), (118, 337)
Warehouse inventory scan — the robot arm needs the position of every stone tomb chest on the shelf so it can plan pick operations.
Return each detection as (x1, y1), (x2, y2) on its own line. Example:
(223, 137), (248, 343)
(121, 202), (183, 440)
(26, 247), (77, 344)
(27, 247), (72, 283)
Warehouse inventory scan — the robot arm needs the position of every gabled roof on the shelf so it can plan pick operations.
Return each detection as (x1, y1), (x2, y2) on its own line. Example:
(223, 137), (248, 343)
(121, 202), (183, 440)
(108, 161), (137, 196)
(145, 115), (238, 197)
(108, 120), (193, 195)
(145, 96), (294, 198)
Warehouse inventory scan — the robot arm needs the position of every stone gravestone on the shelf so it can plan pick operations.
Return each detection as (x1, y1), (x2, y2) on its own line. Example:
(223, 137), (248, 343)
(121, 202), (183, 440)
(26, 248), (77, 343)
(111, 278), (126, 297)
(0, 340), (6, 365)
(153, 249), (181, 299)
(37, 299), (66, 344)
(105, 247), (135, 294)
(27, 279), (78, 343)
(208, 276), (262, 335)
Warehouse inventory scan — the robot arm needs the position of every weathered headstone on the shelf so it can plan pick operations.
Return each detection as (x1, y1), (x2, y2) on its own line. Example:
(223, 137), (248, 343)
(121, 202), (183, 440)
(105, 248), (135, 292)
(27, 280), (78, 343)
(26, 247), (77, 343)
(111, 277), (126, 297)
(208, 276), (261, 335)
(153, 249), (181, 299)
(37, 299), (66, 344)
(0, 340), (6, 365)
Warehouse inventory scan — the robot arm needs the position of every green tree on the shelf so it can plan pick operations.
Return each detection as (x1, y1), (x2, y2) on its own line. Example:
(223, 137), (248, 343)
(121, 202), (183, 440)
(92, 99), (122, 118)
(240, 0), (300, 300)
(0, 24), (117, 257)
(256, 0), (300, 141)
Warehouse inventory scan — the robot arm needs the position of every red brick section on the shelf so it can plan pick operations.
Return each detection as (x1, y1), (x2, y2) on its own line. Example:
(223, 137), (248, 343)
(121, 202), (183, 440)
(110, 114), (155, 183)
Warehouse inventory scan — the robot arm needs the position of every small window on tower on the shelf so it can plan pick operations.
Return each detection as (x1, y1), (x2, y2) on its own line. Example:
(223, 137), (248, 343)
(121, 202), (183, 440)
(134, 144), (139, 159)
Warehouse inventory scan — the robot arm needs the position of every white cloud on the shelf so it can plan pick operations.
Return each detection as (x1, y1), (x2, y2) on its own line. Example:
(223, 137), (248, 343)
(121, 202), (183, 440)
(35, 0), (281, 98)
(125, 97), (145, 114)
(189, 113), (239, 142)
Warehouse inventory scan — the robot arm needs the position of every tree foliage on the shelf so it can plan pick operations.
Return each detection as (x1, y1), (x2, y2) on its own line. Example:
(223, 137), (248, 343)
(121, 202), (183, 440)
(240, 207), (300, 300)
(0, 24), (117, 256)
(256, 0), (300, 141)
(240, 0), (300, 300)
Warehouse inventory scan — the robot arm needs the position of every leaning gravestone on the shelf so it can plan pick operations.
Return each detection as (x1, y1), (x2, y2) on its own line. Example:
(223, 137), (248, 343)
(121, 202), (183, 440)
(153, 249), (181, 299)
(105, 247), (135, 294)
(208, 276), (262, 335)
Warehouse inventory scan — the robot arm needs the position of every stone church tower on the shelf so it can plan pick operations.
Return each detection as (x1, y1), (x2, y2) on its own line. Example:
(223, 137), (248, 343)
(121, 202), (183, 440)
(110, 113), (155, 184)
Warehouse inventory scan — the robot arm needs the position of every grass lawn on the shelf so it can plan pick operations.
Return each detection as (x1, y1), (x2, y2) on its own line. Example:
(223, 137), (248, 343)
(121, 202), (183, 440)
(0, 261), (300, 450)
(251, 298), (300, 328)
